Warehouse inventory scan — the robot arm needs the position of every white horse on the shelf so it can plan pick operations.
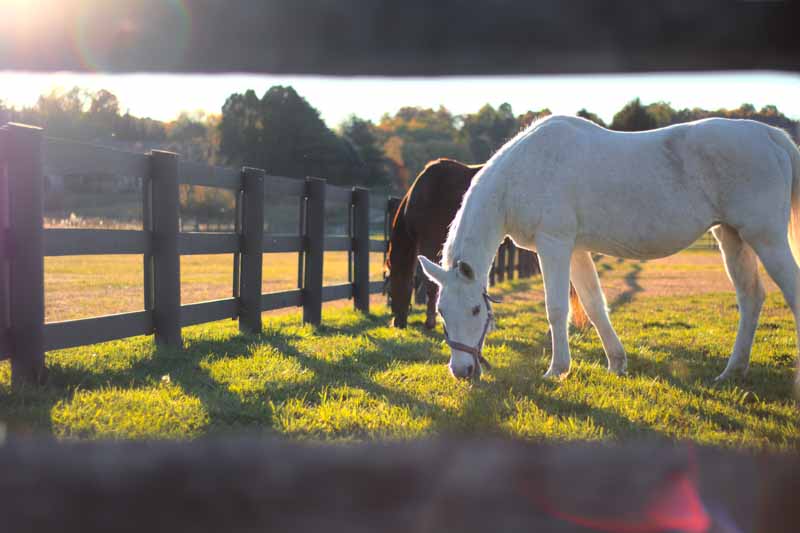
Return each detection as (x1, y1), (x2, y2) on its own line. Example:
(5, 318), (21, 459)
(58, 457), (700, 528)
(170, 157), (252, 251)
(419, 115), (800, 382)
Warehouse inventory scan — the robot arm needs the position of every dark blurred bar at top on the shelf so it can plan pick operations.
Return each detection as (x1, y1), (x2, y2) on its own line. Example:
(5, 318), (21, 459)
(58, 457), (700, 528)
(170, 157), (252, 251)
(0, 0), (799, 76)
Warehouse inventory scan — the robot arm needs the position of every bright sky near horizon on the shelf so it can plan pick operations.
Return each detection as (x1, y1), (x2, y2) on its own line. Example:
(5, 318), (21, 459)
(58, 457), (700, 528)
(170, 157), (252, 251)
(1, 70), (799, 129)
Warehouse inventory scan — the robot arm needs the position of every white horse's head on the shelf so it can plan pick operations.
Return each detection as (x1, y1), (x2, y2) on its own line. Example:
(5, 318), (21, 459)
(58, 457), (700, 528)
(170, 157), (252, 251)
(418, 255), (495, 380)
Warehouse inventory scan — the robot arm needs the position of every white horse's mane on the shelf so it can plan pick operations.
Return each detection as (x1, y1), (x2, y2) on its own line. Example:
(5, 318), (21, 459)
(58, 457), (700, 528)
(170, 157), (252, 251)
(441, 114), (565, 268)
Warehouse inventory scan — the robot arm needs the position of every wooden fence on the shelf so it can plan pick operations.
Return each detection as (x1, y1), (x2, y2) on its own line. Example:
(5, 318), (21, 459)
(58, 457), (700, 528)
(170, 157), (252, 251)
(0, 123), (396, 385)
(490, 237), (539, 286)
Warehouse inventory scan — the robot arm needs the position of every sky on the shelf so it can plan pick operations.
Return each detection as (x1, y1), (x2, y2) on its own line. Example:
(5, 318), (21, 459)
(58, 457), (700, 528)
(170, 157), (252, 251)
(1, 70), (799, 129)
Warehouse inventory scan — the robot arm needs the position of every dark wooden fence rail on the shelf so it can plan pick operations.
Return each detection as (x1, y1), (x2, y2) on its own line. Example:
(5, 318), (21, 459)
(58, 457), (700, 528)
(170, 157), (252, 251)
(0, 123), (393, 384)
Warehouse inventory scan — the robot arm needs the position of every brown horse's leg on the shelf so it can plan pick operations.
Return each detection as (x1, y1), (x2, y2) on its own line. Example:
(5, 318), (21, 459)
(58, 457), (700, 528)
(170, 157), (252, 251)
(425, 281), (438, 329)
(418, 238), (443, 330)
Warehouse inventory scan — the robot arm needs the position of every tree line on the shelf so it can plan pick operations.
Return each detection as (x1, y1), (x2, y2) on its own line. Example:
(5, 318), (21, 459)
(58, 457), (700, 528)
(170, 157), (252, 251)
(2, 86), (798, 197)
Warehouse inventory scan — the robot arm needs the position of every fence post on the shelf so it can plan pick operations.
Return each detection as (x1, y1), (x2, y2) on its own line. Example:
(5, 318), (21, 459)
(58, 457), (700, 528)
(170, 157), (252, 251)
(6, 124), (45, 385)
(496, 241), (506, 282)
(150, 150), (181, 348)
(507, 240), (516, 281)
(239, 167), (265, 334)
(303, 177), (326, 325)
(0, 127), (9, 362)
(352, 187), (370, 313)
(518, 250), (530, 278)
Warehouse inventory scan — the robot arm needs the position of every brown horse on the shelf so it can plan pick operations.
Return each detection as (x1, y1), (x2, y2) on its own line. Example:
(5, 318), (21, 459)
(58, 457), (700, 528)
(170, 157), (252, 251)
(387, 158), (588, 329)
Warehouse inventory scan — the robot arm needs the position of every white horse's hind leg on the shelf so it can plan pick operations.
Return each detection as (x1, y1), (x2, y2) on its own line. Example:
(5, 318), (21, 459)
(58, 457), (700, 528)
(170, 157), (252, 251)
(746, 234), (800, 377)
(712, 225), (766, 381)
(537, 235), (574, 379)
(570, 251), (627, 374)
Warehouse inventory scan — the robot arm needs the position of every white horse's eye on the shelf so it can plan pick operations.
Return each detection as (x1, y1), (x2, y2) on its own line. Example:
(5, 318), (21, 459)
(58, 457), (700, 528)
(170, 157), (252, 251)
(471, 305), (480, 316)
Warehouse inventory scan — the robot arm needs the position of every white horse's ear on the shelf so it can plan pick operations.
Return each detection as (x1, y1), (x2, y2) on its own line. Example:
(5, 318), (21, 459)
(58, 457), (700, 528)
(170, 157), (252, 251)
(418, 256), (447, 286)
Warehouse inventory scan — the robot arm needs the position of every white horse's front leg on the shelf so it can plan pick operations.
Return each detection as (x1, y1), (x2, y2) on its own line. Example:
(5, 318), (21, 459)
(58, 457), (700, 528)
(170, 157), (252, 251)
(537, 235), (574, 379)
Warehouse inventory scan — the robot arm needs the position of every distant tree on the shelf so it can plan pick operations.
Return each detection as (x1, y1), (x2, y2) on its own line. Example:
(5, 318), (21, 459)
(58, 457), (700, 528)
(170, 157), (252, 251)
(610, 98), (657, 131)
(459, 103), (518, 162)
(87, 89), (120, 137)
(378, 106), (460, 143)
(218, 89), (263, 168)
(31, 87), (92, 139)
(736, 103), (756, 116)
(576, 109), (606, 127)
(219, 86), (358, 185)
(644, 102), (676, 128)
(517, 108), (552, 129)
(0, 99), (12, 124)
(340, 115), (390, 188)
(168, 111), (207, 142)
(166, 111), (217, 163)
(376, 105), (470, 187)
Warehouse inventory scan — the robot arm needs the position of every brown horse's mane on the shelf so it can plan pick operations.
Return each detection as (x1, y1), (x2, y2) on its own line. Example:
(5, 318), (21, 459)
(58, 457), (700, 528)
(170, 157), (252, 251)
(386, 158), (478, 272)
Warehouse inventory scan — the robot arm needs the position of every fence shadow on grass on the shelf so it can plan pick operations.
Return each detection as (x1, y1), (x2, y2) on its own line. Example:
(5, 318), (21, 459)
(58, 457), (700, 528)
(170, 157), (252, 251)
(6, 273), (794, 442)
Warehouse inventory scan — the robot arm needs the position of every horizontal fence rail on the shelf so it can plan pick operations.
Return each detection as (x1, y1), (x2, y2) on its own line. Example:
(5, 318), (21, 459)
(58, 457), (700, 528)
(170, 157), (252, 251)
(0, 123), (397, 384)
(263, 235), (304, 253)
(180, 298), (239, 328)
(44, 228), (150, 256)
(44, 311), (154, 352)
(178, 232), (240, 255)
(44, 136), (150, 179)
(179, 161), (241, 189)
(262, 289), (304, 311)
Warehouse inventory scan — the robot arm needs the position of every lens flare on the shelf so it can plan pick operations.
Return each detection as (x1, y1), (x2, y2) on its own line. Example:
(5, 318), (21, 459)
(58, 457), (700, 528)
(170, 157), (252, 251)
(71, 0), (191, 72)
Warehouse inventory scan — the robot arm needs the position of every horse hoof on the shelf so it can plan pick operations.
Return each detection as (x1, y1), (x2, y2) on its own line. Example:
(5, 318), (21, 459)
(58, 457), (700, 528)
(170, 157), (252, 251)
(608, 358), (627, 376)
(424, 318), (437, 330)
(543, 366), (570, 380)
(714, 367), (748, 383)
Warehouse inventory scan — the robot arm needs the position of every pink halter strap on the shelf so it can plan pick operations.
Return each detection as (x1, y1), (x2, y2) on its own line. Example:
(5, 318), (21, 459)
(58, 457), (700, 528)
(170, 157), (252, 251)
(442, 290), (497, 372)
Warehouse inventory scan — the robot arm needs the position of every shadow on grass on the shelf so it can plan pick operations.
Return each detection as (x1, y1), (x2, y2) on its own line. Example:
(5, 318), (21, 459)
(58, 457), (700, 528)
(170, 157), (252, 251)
(623, 346), (797, 436)
(530, 391), (666, 441)
(4, 275), (794, 443)
(40, 334), (279, 437)
(610, 261), (644, 309)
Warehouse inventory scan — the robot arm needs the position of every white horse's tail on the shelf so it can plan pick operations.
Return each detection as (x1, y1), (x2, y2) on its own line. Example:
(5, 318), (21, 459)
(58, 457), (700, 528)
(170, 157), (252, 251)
(773, 129), (800, 266)
(789, 137), (800, 267)
(772, 129), (800, 390)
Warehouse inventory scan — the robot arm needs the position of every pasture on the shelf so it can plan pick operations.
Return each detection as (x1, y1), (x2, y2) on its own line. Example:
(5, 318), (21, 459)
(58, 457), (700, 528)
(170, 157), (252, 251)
(0, 249), (797, 449)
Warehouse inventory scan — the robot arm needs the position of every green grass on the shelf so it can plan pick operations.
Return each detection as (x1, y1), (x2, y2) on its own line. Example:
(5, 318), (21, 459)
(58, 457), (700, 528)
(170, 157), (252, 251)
(1, 252), (797, 449)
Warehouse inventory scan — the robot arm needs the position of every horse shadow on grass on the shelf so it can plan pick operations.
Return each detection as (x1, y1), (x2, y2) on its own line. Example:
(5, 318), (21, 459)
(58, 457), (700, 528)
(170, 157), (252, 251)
(622, 345), (797, 435)
(609, 261), (644, 309)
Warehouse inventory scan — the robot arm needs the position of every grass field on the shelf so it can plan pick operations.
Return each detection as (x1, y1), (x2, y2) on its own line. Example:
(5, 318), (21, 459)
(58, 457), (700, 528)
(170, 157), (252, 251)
(1, 250), (797, 449)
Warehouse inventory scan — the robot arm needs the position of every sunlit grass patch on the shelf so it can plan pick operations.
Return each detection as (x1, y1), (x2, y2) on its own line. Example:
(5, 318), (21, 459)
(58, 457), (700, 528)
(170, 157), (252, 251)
(274, 386), (431, 441)
(202, 347), (315, 400)
(372, 361), (470, 414)
(50, 384), (208, 440)
(503, 396), (608, 441)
